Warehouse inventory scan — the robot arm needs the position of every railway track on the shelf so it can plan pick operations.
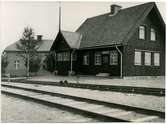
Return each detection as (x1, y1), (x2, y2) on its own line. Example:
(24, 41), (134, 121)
(2, 79), (165, 96)
(1, 83), (165, 122)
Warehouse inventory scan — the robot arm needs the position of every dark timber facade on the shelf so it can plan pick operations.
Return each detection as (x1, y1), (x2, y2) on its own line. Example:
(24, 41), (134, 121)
(51, 2), (165, 77)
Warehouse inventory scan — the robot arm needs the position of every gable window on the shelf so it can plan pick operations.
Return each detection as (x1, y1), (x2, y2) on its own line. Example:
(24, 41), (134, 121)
(154, 53), (160, 66)
(14, 60), (20, 70)
(57, 52), (70, 61)
(150, 28), (156, 41)
(139, 26), (146, 40)
(63, 52), (70, 61)
(83, 54), (89, 65)
(145, 52), (151, 66)
(110, 51), (118, 65)
(134, 51), (141, 65)
(95, 52), (101, 65)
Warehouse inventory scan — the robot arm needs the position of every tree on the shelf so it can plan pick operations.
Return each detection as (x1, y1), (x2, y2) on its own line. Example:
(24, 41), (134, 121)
(16, 27), (41, 78)
(1, 52), (9, 75)
(25, 55), (41, 75)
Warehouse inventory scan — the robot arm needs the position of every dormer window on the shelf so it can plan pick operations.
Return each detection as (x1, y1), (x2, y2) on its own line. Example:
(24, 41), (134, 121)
(150, 28), (156, 41)
(139, 26), (146, 40)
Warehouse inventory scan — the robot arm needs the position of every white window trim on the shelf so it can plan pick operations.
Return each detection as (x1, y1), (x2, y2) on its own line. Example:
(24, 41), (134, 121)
(139, 25), (146, 40)
(145, 52), (151, 66)
(154, 53), (160, 66)
(150, 28), (156, 41)
(14, 60), (20, 70)
(134, 51), (142, 65)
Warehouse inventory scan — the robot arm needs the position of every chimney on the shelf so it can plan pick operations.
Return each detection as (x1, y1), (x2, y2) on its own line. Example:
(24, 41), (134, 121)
(110, 4), (122, 15)
(37, 35), (43, 41)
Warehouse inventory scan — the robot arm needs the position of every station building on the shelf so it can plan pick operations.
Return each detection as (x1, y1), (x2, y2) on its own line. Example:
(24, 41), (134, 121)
(3, 2), (165, 78)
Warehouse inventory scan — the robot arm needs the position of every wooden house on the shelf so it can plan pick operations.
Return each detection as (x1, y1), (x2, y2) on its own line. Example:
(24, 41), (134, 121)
(52, 2), (165, 78)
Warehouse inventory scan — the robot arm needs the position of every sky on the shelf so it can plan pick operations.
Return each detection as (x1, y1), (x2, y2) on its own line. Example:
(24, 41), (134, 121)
(0, 1), (166, 52)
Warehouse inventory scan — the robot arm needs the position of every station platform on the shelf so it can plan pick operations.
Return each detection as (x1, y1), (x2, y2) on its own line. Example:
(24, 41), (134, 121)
(29, 75), (165, 89)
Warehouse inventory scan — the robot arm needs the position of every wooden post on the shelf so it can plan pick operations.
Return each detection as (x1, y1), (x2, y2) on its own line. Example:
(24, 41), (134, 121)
(7, 73), (10, 83)
(116, 46), (123, 78)
(27, 53), (30, 79)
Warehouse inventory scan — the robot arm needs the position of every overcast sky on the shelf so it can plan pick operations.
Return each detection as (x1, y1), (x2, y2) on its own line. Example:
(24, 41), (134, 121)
(0, 1), (166, 51)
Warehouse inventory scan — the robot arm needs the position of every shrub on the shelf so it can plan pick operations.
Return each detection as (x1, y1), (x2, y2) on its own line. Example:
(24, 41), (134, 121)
(1, 54), (9, 74)
(43, 52), (55, 72)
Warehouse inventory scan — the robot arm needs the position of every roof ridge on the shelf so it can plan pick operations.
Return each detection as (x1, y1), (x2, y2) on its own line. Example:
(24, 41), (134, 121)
(121, 2), (154, 11)
(83, 2), (155, 21)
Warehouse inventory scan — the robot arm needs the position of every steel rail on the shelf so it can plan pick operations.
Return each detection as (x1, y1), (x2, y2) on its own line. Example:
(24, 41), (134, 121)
(2, 83), (165, 119)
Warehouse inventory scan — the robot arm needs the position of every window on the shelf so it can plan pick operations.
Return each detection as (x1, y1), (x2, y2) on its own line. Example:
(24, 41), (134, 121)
(57, 53), (62, 61)
(134, 51), (141, 65)
(139, 26), (146, 40)
(83, 54), (89, 65)
(150, 28), (156, 41)
(110, 51), (118, 65)
(95, 52), (101, 65)
(63, 52), (70, 61)
(57, 52), (70, 61)
(154, 53), (160, 66)
(14, 60), (20, 70)
(145, 52), (151, 66)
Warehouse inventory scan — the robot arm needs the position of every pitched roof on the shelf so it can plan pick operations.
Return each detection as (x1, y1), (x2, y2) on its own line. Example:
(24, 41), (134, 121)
(5, 39), (54, 52)
(61, 31), (82, 49)
(5, 31), (82, 52)
(76, 2), (156, 49)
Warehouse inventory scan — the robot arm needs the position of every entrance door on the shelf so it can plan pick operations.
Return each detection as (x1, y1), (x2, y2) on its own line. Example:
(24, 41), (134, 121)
(57, 62), (69, 75)
(102, 54), (109, 65)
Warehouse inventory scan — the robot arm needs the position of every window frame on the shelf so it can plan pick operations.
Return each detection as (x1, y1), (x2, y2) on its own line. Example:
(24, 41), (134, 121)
(150, 28), (156, 41)
(154, 53), (160, 66)
(110, 50), (118, 65)
(134, 51), (142, 66)
(14, 60), (20, 70)
(57, 52), (70, 61)
(83, 53), (89, 65)
(144, 52), (151, 66)
(139, 25), (146, 40)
